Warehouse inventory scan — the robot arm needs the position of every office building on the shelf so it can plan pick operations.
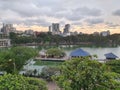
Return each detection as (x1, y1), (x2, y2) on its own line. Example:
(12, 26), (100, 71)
(1, 23), (16, 35)
(51, 23), (60, 34)
(63, 24), (70, 34)
(101, 30), (110, 36)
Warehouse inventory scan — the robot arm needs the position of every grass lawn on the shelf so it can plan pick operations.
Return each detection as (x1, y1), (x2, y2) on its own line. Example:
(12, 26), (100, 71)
(34, 60), (63, 66)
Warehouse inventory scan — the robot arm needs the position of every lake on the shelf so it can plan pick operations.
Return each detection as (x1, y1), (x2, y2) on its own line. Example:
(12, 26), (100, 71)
(64, 46), (120, 59)
(27, 45), (120, 59)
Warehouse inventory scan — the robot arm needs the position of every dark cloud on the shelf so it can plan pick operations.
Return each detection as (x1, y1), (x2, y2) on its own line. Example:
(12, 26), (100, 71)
(53, 7), (102, 21)
(66, 15), (83, 21)
(1, 19), (23, 24)
(106, 22), (119, 27)
(73, 7), (102, 17)
(113, 9), (120, 16)
(0, 0), (102, 21)
(85, 18), (104, 25)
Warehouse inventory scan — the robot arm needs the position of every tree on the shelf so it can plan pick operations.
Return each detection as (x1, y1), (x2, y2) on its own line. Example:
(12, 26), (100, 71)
(41, 66), (60, 81)
(106, 60), (120, 74)
(53, 57), (120, 90)
(46, 48), (66, 58)
(0, 74), (47, 90)
(0, 46), (38, 74)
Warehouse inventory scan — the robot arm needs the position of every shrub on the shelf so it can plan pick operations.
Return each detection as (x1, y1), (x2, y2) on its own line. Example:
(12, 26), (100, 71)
(0, 74), (47, 90)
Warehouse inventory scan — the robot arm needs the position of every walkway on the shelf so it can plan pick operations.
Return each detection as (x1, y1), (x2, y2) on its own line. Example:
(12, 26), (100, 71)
(47, 82), (60, 90)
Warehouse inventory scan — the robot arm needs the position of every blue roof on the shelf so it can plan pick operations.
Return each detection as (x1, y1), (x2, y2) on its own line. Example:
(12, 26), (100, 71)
(70, 48), (90, 57)
(104, 53), (118, 59)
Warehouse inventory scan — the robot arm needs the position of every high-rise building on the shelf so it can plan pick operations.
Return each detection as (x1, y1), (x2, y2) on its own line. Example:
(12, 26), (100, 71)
(63, 24), (70, 34)
(48, 26), (52, 32)
(100, 30), (110, 36)
(25, 29), (34, 35)
(1, 23), (16, 35)
(51, 23), (60, 34)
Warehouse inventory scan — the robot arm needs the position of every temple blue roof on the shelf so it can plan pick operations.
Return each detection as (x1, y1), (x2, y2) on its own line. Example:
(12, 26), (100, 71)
(104, 53), (118, 59)
(70, 48), (90, 57)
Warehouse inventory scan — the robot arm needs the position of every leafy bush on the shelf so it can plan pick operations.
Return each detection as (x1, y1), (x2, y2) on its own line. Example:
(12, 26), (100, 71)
(0, 46), (38, 74)
(41, 66), (60, 81)
(53, 57), (120, 90)
(0, 74), (47, 90)
(106, 60), (120, 74)
(46, 48), (66, 58)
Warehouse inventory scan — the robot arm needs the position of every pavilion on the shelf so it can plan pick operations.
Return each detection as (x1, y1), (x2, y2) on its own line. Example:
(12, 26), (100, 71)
(104, 52), (118, 60)
(70, 48), (90, 58)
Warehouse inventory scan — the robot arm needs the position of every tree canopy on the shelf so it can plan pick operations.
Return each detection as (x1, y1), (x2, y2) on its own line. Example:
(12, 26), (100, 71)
(0, 46), (38, 74)
(46, 48), (66, 58)
(53, 57), (120, 90)
(106, 60), (120, 74)
(10, 32), (120, 47)
(0, 74), (47, 90)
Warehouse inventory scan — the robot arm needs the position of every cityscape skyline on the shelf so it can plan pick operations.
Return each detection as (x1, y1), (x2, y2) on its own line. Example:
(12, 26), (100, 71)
(0, 0), (120, 34)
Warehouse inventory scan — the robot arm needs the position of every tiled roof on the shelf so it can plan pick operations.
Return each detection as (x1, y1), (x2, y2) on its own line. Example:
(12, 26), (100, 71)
(104, 53), (118, 59)
(70, 48), (90, 57)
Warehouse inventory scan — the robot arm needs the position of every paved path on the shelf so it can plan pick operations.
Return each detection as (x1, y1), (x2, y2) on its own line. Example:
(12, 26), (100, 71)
(47, 82), (60, 90)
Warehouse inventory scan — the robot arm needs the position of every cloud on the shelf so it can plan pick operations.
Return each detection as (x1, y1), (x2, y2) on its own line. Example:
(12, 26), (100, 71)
(113, 9), (120, 16)
(106, 22), (119, 27)
(0, 0), (102, 21)
(73, 7), (102, 17)
(23, 18), (51, 27)
(85, 18), (104, 25)
(0, 0), (120, 33)
(72, 21), (82, 26)
(53, 7), (102, 21)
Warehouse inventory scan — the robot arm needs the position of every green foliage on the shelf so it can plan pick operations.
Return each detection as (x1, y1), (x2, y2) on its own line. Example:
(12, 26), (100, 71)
(27, 77), (48, 90)
(41, 66), (60, 81)
(53, 57), (120, 90)
(46, 48), (66, 58)
(10, 32), (120, 47)
(106, 60), (120, 74)
(34, 60), (63, 66)
(0, 74), (47, 90)
(0, 46), (38, 74)
(9, 32), (35, 44)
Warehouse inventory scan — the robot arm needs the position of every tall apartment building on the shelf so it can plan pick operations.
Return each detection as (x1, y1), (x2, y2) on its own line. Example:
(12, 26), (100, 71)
(0, 23), (14, 47)
(25, 29), (34, 35)
(1, 23), (16, 35)
(48, 26), (52, 32)
(63, 24), (70, 34)
(51, 23), (60, 34)
(101, 30), (110, 36)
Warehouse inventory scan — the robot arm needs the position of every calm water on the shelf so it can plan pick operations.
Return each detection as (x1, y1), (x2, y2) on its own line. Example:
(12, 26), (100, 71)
(65, 46), (120, 59)
(27, 45), (120, 59)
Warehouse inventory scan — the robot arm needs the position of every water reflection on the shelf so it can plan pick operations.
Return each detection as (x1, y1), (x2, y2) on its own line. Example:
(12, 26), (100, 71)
(64, 47), (120, 59)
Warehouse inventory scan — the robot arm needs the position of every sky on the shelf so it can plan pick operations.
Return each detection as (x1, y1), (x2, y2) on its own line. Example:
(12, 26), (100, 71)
(0, 0), (120, 34)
